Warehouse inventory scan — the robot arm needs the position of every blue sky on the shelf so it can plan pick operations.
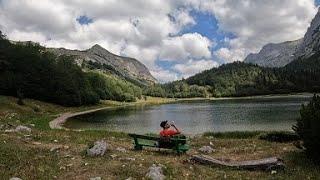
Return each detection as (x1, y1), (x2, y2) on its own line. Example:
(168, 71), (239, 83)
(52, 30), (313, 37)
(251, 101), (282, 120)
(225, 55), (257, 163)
(1, 0), (319, 82)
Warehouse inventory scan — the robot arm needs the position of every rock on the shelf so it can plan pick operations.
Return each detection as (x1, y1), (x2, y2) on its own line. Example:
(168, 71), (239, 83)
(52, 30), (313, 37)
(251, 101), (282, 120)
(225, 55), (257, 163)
(10, 177), (22, 180)
(296, 8), (320, 58)
(49, 44), (157, 86)
(32, 142), (42, 145)
(89, 177), (101, 180)
(244, 39), (302, 67)
(87, 140), (108, 156)
(145, 164), (165, 180)
(110, 154), (117, 159)
(15, 125), (31, 133)
(4, 129), (15, 133)
(119, 157), (136, 161)
(126, 177), (132, 180)
(198, 146), (215, 153)
(50, 146), (61, 152)
(116, 147), (127, 153)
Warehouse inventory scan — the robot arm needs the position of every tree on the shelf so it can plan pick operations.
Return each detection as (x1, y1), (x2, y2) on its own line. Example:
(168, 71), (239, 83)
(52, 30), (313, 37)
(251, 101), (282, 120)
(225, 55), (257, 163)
(293, 94), (320, 163)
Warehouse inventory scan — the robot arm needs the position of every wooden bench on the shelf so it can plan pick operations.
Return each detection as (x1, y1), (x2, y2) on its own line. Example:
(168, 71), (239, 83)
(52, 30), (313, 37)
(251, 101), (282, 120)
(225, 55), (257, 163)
(128, 134), (189, 153)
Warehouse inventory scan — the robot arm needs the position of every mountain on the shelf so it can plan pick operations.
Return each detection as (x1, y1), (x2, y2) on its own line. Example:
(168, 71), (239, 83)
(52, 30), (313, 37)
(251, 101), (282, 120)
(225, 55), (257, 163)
(244, 39), (302, 67)
(244, 8), (320, 67)
(295, 8), (320, 58)
(48, 44), (157, 86)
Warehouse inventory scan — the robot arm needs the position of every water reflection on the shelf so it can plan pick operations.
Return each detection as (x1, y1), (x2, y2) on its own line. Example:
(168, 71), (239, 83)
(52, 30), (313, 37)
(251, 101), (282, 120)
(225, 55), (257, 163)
(65, 94), (312, 135)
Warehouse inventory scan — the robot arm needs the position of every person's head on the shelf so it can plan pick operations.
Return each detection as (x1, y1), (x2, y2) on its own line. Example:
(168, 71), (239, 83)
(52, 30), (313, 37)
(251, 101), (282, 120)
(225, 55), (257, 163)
(160, 120), (170, 129)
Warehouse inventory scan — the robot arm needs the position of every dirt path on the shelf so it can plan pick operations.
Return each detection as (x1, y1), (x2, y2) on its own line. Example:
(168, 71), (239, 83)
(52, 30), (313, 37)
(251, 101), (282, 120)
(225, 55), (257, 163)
(49, 107), (113, 129)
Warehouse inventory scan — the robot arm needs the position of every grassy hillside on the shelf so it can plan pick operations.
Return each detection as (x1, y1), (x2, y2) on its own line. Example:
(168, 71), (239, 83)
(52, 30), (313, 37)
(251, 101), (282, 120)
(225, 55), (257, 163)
(0, 95), (320, 179)
(0, 35), (144, 106)
(145, 58), (320, 98)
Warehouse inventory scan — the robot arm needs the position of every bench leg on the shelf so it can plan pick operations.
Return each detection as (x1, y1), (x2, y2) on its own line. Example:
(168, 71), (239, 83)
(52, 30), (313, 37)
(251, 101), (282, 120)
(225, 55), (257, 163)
(134, 145), (143, 150)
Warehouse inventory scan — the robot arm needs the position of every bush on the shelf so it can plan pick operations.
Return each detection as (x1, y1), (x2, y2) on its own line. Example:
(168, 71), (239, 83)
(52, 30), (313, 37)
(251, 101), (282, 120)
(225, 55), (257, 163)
(259, 132), (300, 143)
(293, 94), (320, 163)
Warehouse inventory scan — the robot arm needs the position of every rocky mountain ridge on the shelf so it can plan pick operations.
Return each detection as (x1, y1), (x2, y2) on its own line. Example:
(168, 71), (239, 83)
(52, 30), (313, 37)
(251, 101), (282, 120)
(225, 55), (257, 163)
(244, 8), (320, 67)
(244, 39), (302, 67)
(48, 44), (157, 86)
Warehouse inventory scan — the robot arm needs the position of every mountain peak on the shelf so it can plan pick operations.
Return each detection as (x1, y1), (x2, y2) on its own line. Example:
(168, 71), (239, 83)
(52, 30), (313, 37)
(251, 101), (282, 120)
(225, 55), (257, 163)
(244, 39), (302, 67)
(295, 7), (320, 58)
(90, 44), (106, 51)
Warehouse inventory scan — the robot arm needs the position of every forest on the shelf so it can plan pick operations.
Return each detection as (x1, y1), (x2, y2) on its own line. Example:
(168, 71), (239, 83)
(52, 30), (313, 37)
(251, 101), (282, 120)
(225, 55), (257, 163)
(1, 29), (320, 106)
(0, 32), (142, 106)
(145, 56), (320, 98)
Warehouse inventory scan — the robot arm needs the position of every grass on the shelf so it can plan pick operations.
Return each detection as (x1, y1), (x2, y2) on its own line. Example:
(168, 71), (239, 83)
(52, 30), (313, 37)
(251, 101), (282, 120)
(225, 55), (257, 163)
(203, 131), (262, 139)
(1, 95), (320, 179)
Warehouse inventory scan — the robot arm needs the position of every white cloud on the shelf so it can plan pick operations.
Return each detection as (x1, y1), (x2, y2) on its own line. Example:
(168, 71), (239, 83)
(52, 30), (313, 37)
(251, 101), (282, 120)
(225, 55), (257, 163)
(0, 0), (318, 82)
(160, 33), (212, 61)
(150, 68), (179, 83)
(173, 59), (218, 78)
(198, 0), (318, 62)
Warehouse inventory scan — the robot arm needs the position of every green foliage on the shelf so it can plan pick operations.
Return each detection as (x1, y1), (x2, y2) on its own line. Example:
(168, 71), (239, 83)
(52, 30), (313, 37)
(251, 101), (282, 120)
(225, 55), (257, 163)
(0, 36), (142, 106)
(143, 81), (209, 98)
(259, 132), (300, 143)
(161, 59), (320, 98)
(293, 94), (320, 163)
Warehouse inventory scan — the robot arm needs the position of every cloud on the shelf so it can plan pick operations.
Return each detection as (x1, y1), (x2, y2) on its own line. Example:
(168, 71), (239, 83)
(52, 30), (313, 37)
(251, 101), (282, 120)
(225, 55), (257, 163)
(160, 33), (212, 61)
(173, 59), (218, 78)
(150, 68), (179, 83)
(198, 0), (318, 62)
(0, 0), (318, 82)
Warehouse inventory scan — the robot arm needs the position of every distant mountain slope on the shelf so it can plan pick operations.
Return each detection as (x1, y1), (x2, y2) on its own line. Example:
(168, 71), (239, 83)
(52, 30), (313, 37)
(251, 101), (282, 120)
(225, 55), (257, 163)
(244, 8), (320, 67)
(48, 44), (157, 86)
(244, 39), (302, 67)
(295, 8), (320, 58)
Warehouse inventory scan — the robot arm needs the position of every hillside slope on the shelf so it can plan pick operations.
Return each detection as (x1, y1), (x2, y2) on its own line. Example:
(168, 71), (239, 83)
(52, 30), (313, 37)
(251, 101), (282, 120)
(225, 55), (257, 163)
(244, 39), (302, 67)
(48, 44), (156, 86)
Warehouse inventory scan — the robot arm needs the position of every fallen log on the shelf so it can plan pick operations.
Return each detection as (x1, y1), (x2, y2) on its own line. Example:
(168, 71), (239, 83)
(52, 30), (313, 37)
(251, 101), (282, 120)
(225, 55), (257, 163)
(190, 155), (285, 171)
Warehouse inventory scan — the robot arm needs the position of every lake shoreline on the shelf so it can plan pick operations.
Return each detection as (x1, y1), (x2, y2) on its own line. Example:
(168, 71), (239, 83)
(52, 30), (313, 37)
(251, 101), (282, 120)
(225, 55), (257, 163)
(2, 95), (318, 179)
(52, 93), (314, 131)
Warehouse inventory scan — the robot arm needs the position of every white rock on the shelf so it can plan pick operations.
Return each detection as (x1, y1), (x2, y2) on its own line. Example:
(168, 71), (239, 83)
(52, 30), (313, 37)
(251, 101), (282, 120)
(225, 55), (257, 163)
(89, 177), (101, 180)
(50, 146), (61, 152)
(87, 140), (108, 156)
(198, 146), (215, 153)
(116, 147), (127, 153)
(15, 125), (31, 133)
(10, 177), (22, 180)
(145, 164), (165, 180)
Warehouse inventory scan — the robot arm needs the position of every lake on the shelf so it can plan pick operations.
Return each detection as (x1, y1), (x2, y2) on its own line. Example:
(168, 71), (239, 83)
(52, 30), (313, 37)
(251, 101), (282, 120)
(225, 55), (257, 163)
(65, 94), (313, 135)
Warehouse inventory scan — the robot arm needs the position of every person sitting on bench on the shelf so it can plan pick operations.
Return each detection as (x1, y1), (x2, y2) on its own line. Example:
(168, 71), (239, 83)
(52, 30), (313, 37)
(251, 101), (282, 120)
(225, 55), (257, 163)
(159, 120), (185, 148)
(160, 120), (181, 137)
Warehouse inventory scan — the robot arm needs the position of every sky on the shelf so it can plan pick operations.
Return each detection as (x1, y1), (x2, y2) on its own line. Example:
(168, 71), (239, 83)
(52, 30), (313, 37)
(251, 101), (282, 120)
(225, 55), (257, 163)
(0, 0), (319, 82)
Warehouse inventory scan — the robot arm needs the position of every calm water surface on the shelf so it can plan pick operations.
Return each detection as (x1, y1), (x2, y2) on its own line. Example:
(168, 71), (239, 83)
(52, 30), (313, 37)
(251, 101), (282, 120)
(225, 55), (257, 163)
(65, 94), (313, 135)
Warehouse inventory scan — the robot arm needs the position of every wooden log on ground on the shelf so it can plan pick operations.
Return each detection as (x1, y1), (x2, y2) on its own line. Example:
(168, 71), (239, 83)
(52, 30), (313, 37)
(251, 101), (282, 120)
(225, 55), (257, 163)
(191, 155), (285, 171)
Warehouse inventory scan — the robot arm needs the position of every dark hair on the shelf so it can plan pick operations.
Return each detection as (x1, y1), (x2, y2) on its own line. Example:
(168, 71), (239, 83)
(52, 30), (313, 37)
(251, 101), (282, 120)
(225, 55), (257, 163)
(160, 120), (168, 128)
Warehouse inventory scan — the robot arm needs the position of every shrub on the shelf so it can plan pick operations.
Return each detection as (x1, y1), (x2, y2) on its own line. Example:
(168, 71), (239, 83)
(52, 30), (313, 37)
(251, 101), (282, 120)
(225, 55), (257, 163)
(293, 94), (320, 163)
(259, 132), (300, 143)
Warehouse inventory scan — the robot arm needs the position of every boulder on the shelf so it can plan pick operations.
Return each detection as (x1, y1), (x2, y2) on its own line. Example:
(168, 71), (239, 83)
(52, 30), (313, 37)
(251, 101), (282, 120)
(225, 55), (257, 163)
(15, 125), (31, 133)
(145, 164), (165, 180)
(89, 177), (101, 180)
(9, 178), (22, 180)
(116, 147), (127, 153)
(198, 146), (214, 153)
(87, 140), (108, 157)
